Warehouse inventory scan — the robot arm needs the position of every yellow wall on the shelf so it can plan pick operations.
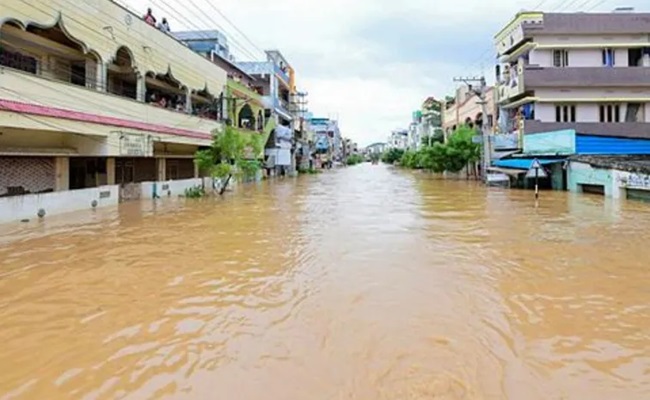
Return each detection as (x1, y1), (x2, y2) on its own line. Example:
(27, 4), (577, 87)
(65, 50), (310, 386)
(0, 0), (226, 94)
(1, 68), (217, 146)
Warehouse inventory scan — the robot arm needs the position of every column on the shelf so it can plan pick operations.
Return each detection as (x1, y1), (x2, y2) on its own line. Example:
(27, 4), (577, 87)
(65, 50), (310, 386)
(106, 157), (116, 185)
(185, 87), (192, 114)
(54, 157), (69, 191)
(96, 62), (107, 92)
(136, 73), (146, 102)
(194, 161), (200, 178)
(156, 158), (167, 181)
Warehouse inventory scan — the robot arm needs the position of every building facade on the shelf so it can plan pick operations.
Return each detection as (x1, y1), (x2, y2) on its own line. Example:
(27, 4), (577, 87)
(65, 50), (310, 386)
(238, 50), (297, 169)
(493, 10), (650, 196)
(0, 0), (229, 223)
(442, 86), (496, 137)
(495, 10), (650, 142)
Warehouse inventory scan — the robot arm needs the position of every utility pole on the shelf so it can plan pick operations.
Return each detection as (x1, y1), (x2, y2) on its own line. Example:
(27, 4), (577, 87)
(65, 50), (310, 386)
(453, 76), (492, 183)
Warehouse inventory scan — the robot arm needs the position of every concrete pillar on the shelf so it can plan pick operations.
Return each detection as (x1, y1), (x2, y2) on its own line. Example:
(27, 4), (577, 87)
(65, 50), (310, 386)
(185, 87), (193, 114)
(106, 157), (116, 185)
(194, 160), (200, 178)
(96, 62), (107, 92)
(156, 158), (167, 181)
(54, 157), (69, 191)
(136, 73), (146, 102)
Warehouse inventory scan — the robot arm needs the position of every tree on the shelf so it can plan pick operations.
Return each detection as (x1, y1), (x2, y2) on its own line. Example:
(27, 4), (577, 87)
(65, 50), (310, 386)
(397, 125), (480, 174)
(382, 148), (404, 164)
(194, 126), (263, 195)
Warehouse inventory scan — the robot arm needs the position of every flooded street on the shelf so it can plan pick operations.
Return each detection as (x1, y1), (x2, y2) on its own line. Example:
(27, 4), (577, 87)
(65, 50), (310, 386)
(1, 164), (649, 399)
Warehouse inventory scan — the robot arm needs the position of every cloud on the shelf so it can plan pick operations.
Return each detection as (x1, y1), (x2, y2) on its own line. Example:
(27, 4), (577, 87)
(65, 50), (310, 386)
(125, 0), (650, 146)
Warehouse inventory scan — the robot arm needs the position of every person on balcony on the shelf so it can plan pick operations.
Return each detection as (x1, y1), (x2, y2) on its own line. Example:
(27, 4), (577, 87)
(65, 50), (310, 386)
(144, 8), (157, 26)
(158, 18), (170, 33)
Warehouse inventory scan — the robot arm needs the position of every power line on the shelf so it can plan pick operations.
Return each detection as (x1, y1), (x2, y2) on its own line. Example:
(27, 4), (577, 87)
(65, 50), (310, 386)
(199, 0), (265, 56)
(151, 0), (261, 60)
(12, 0), (229, 84)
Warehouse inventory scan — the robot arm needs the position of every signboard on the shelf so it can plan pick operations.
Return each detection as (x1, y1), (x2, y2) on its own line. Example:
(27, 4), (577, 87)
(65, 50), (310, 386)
(525, 159), (548, 178)
(115, 133), (153, 157)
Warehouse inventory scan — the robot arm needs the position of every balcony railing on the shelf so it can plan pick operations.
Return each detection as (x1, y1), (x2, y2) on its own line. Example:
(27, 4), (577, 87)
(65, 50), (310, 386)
(0, 68), (220, 139)
(227, 79), (262, 103)
(523, 66), (650, 88)
(274, 64), (290, 84)
(497, 62), (525, 104)
(523, 120), (650, 139)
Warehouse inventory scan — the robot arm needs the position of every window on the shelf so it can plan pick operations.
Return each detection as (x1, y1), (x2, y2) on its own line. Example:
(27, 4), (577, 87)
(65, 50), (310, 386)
(602, 48), (615, 67)
(553, 49), (569, 67)
(599, 104), (621, 123)
(629, 48), (643, 67)
(0, 47), (38, 74)
(555, 105), (576, 122)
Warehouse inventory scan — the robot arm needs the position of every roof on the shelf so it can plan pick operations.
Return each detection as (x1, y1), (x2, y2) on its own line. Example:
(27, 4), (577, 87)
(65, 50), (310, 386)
(569, 155), (650, 174)
(525, 12), (650, 35)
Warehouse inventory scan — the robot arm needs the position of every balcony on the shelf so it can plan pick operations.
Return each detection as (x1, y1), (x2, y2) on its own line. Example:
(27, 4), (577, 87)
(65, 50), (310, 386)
(227, 79), (262, 105)
(0, 68), (220, 144)
(523, 66), (650, 88)
(523, 120), (650, 139)
(496, 62), (525, 104)
(274, 64), (290, 85)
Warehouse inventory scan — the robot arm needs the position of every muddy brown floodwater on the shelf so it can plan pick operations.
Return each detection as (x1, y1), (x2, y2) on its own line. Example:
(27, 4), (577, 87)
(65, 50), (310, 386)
(0, 164), (649, 399)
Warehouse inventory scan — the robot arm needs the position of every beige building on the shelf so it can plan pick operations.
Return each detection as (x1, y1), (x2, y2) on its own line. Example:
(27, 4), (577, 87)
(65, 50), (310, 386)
(0, 0), (229, 222)
(442, 86), (496, 135)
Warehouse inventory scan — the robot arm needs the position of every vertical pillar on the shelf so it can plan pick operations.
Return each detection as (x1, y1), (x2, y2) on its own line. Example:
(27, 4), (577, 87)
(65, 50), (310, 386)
(136, 73), (146, 102)
(96, 62), (107, 92)
(54, 157), (69, 191)
(194, 160), (200, 178)
(106, 157), (116, 185)
(156, 158), (167, 181)
(185, 87), (192, 114)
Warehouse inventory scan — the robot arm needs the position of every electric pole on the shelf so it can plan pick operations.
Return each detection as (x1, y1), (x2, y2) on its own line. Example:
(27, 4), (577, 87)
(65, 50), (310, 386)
(453, 76), (492, 183)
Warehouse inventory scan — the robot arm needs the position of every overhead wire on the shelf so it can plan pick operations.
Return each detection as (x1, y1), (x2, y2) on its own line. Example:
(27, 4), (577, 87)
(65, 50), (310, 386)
(150, 0), (262, 60)
(197, 0), (266, 56)
(12, 0), (231, 83)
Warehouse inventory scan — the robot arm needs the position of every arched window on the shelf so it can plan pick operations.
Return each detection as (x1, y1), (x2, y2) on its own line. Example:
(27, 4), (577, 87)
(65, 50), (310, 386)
(107, 46), (137, 99)
(238, 104), (256, 130)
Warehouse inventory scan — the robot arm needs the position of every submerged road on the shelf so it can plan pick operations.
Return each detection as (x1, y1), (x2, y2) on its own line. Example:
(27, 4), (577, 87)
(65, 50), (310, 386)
(1, 164), (649, 399)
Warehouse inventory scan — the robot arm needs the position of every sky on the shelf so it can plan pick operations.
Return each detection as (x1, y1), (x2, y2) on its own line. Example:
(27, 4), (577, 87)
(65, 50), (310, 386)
(124, 0), (649, 146)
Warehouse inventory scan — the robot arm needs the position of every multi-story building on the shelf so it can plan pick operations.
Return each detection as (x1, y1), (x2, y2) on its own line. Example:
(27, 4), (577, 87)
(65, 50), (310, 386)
(442, 86), (496, 137)
(387, 130), (408, 150)
(409, 97), (444, 149)
(238, 50), (297, 170)
(495, 10), (650, 143)
(493, 9), (650, 196)
(310, 117), (341, 167)
(173, 30), (230, 61)
(364, 142), (385, 155)
(238, 50), (295, 126)
(0, 0), (228, 223)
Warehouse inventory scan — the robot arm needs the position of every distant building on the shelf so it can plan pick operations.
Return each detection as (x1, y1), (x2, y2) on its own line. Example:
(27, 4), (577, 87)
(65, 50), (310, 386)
(173, 30), (230, 60)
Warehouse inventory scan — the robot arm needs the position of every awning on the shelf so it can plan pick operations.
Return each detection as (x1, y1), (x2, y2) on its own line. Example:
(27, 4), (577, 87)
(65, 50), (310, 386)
(492, 158), (565, 170)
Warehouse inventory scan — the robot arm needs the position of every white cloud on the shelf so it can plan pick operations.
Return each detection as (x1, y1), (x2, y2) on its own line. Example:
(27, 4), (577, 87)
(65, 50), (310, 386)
(124, 0), (650, 146)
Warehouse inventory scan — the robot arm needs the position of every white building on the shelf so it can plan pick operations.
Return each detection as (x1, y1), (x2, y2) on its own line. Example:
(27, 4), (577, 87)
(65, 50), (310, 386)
(495, 9), (650, 144)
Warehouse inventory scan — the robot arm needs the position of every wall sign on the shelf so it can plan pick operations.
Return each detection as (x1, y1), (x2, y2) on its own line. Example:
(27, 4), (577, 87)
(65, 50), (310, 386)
(116, 133), (153, 157)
